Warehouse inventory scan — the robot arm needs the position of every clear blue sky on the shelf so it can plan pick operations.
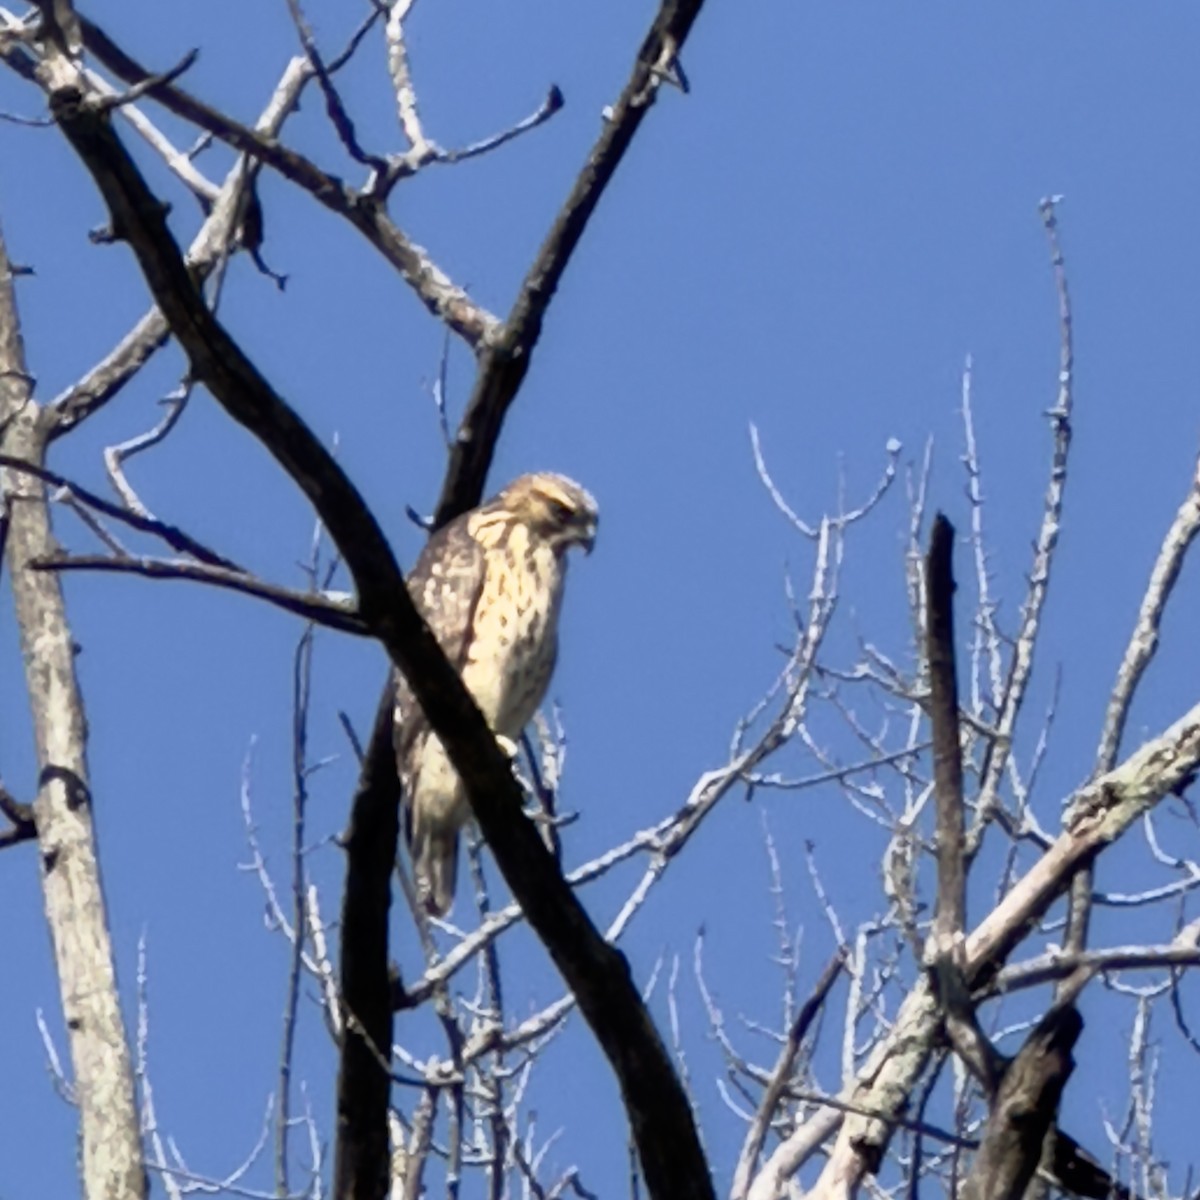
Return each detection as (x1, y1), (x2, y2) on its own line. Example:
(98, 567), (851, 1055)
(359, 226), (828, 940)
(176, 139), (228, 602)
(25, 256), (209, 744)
(4, 3), (1200, 1196)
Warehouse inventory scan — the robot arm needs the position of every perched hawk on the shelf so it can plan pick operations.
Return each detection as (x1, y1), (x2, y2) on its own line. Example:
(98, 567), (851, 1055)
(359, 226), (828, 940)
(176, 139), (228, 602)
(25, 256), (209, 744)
(394, 472), (598, 916)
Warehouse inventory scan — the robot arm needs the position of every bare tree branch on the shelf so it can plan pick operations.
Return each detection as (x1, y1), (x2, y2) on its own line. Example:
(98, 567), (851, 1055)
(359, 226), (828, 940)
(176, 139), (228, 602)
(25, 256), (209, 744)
(926, 512), (966, 947)
(968, 197), (1075, 853)
(431, 0), (709, 527)
(34, 553), (368, 634)
(0, 453), (238, 566)
(45, 76), (714, 1200)
(71, 15), (500, 349)
(43, 53), (314, 439)
(985, 933), (1200, 998)
(730, 951), (845, 1200)
(752, 698), (1200, 1200)
(1097, 450), (1200, 772)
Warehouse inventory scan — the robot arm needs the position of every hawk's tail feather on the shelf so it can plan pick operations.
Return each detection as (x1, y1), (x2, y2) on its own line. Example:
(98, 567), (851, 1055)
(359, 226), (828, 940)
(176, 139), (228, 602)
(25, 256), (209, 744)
(412, 823), (459, 918)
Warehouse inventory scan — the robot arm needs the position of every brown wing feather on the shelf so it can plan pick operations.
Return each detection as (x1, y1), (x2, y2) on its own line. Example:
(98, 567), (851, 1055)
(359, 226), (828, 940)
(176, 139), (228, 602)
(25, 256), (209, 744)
(393, 511), (489, 888)
(394, 511), (488, 755)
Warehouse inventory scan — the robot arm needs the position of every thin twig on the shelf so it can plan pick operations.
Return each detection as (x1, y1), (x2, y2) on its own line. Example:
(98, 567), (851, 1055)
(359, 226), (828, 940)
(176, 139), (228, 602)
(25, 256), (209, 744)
(103, 385), (191, 518)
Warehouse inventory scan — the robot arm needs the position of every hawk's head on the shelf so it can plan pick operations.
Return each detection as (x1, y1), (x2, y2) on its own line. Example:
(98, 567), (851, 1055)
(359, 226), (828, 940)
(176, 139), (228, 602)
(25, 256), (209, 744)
(500, 472), (598, 555)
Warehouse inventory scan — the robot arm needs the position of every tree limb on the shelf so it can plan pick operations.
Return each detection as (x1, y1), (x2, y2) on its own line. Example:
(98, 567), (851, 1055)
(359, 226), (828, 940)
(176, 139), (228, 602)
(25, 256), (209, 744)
(47, 82), (714, 1200)
(753, 700), (1200, 1200)
(74, 15), (499, 349)
(926, 512), (966, 946)
(0, 453), (238, 567)
(33, 552), (368, 634)
(433, 0), (709, 526)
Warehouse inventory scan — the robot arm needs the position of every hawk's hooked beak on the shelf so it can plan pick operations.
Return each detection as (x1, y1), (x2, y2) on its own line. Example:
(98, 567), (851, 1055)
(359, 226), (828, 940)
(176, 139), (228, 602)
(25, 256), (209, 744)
(566, 513), (595, 554)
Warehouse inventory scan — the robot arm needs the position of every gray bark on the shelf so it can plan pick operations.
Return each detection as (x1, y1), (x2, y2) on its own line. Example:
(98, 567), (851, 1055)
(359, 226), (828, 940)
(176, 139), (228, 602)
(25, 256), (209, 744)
(0, 222), (146, 1200)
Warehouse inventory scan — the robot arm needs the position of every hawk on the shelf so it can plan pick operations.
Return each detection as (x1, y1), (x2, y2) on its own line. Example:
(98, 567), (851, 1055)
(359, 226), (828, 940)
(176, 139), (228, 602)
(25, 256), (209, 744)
(394, 472), (598, 916)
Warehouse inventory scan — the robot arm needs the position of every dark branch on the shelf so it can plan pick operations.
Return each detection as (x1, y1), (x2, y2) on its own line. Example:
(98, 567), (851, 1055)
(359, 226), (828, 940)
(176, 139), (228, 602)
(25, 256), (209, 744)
(96, 49), (198, 112)
(49, 85), (714, 1200)
(337, 3), (712, 1195)
(281, 0), (384, 170)
(32, 553), (368, 635)
(0, 783), (36, 848)
(733, 951), (845, 1194)
(432, 0), (709, 526)
(960, 1005), (1081, 1200)
(925, 515), (1005, 1097)
(0, 453), (238, 568)
(926, 511), (966, 944)
(334, 687), (401, 1200)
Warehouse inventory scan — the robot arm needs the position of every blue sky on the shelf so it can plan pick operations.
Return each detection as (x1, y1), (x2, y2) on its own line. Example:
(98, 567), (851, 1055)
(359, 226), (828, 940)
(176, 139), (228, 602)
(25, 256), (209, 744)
(4, 3), (1200, 1196)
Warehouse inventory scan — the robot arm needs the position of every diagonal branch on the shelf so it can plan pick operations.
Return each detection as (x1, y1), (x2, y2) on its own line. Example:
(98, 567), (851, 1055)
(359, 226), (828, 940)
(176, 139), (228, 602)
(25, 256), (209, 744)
(44, 53), (314, 438)
(0, 453), (237, 566)
(48, 83), (714, 1200)
(433, 0), (708, 526)
(1096, 449), (1200, 773)
(751, 700), (1200, 1200)
(731, 951), (846, 1200)
(340, 3), (712, 1194)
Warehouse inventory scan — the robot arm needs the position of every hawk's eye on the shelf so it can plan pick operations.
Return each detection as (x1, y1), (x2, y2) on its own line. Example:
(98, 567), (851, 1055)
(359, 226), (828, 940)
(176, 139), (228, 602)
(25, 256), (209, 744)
(548, 498), (573, 523)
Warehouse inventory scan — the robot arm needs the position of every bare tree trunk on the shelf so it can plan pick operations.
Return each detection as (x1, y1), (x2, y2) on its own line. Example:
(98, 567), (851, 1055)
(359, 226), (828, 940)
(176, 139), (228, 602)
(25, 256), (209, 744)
(0, 223), (146, 1200)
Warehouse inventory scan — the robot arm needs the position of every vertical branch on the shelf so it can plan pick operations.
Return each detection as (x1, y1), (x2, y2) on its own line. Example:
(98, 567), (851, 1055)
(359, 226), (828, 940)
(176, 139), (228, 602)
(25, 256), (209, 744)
(278, 617), (316, 1195)
(334, 684), (402, 1200)
(928, 514), (1012, 1176)
(466, 836), (510, 1198)
(969, 198), (1075, 850)
(0, 224), (146, 1198)
(959, 358), (1004, 713)
(926, 513), (965, 948)
(384, 0), (432, 157)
